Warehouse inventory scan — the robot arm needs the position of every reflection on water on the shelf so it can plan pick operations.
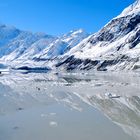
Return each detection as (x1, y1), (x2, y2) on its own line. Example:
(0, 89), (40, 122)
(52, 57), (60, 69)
(88, 95), (140, 140)
(0, 72), (140, 140)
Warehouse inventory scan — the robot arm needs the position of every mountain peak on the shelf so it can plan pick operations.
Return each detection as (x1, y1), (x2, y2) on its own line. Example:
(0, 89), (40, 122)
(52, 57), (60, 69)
(70, 29), (85, 34)
(63, 29), (86, 37)
(117, 0), (140, 18)
(133, 0), (140, 7)
(61, 29), (89, 48)
(135, 0), (140, 7)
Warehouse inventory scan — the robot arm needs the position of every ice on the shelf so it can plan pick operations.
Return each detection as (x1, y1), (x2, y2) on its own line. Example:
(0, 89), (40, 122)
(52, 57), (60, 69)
(0, 72), (139, 140)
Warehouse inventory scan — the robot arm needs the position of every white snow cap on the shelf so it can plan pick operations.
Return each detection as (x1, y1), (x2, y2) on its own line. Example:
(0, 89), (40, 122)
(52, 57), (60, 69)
(133, 0), (140, 7)
(117, 0), (140, 18)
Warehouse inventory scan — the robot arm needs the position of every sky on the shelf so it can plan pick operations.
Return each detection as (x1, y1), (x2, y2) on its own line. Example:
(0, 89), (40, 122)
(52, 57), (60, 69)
(0, 0), (135, 36)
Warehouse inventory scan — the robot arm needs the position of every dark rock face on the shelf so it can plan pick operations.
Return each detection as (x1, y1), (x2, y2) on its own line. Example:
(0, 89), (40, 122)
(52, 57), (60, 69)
(89, 14), (140, 47)
(97, 60), (119, 71)
(97, 32), (114, 42)
(56, 56), (83, 70)
(56, 56), (99, 71)
(129, 29), (140, 49)
(56, 54), (140, 71)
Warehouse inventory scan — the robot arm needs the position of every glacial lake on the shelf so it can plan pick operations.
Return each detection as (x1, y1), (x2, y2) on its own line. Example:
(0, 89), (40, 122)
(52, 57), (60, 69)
(0, 71), (140, 140)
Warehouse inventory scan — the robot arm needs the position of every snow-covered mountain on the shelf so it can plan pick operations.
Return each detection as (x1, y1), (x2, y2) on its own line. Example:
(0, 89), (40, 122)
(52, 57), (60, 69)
(0, 25), (89, 68)
(57, 0), (140, 71)
(33, 29), (89, 60)
(0, 0), (140, 71)
(0, 26), (56, 61)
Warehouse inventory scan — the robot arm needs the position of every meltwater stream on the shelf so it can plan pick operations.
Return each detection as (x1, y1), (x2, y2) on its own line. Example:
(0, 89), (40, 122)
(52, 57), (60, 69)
(0, 71), (140, 140)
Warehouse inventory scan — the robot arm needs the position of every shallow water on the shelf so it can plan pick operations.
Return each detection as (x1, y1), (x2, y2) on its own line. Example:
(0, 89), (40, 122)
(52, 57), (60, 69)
(0, 71), (140, 140)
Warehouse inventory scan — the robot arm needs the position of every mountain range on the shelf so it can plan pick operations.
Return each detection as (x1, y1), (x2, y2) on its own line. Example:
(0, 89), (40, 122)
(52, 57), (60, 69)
(0, 0), (140, 71)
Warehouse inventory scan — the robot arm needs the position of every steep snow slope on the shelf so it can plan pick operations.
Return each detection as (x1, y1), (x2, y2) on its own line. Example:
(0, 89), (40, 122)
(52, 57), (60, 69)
(0, 25), (21, 57)
(61, 29), (89, 50)
(0, 26), (89, 67)
(117, 0), (140, 18)
(33, 29), (89, 60)
(0, 25), (56, 62)
(2, 32), (56, 61)
(58, 0), (140, 71)
(16, 34), (57, 60)
(34, 39), (69, 60)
